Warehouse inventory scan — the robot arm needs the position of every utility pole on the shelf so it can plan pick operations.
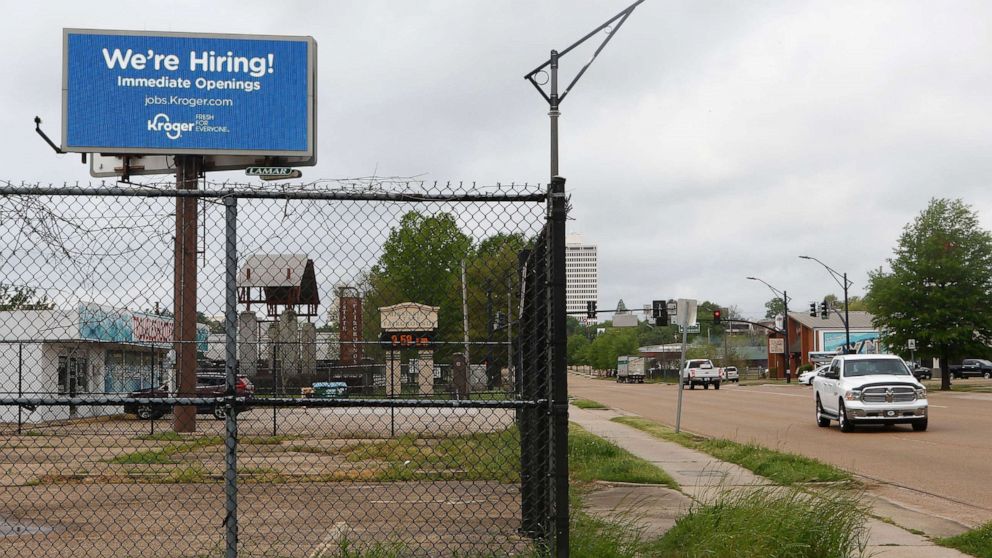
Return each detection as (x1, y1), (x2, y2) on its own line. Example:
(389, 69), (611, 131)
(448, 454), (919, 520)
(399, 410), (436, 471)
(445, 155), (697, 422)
(747, 277), (791, 381)
(173, 154), (201, 433)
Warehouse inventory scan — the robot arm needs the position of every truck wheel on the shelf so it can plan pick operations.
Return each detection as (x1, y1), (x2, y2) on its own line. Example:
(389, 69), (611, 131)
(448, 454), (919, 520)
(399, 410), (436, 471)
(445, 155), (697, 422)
(912, 418), (928, 431)
(838, 401), (855, 433)
(815, 397), (830, 427)
(984, 372), (991, 379)
(212, 406), (227, 420)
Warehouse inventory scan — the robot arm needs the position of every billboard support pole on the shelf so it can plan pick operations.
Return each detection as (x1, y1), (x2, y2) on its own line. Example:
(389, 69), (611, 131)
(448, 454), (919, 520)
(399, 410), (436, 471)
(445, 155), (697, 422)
(173, 154), (202, 433)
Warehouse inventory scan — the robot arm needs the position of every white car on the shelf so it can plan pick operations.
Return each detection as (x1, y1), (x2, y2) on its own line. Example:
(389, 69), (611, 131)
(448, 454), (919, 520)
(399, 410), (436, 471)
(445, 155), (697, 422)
(798, 365), (828, 385)
(812, 354), (928, 432)
(720, 366), (740, 383)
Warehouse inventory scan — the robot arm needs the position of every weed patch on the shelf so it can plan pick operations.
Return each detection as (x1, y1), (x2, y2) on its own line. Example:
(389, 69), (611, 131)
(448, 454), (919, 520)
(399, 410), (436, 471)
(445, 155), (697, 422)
(569, 425), (677, 489)
(938, 521), (992, 557)
(612, 416), (852, 485)
(571, 398), (608, 410)
(646, 487), (870, 558)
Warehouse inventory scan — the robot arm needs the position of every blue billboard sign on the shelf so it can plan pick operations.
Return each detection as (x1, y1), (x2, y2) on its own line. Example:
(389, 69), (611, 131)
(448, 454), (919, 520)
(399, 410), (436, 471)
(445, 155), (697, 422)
(63, 29), (316, 156)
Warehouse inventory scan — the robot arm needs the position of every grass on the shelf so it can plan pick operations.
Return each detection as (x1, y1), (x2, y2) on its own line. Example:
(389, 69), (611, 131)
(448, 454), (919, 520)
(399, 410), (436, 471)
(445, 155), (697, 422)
(107, 435), (224, 465)
(612, 416), (852, 485)
(645, 486), (870, 558)
(568, 424), (678, 489)
(571, 398), (608, 409)
(339, 428), (521, 482)
(938, 521), (992, 557)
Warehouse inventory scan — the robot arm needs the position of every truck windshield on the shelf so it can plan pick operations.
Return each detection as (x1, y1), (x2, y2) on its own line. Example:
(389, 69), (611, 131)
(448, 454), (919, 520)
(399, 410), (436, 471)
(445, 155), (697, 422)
(843, 359), (911, 377)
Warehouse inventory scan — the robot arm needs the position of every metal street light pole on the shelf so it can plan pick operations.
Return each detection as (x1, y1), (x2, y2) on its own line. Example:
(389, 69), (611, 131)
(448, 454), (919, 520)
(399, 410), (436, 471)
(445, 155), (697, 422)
(799, 256), (853, 354)
(747, 277), (792, 381)
(525, 0), (645, 181)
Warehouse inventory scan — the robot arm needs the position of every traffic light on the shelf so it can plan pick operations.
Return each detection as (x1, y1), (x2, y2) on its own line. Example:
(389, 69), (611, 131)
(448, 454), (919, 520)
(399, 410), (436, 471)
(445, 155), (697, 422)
(652, 300), (664, 318)
(820, 298), (829, 319)
(712, 309), (722, 325)
(586, 300), (597, 319)
(655, 313), (668, 327)
(809, 302), (817, 317)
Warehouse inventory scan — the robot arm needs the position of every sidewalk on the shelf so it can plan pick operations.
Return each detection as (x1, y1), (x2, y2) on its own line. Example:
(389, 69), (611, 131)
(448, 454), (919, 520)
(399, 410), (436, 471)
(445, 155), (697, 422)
(571, 405), (971, 558)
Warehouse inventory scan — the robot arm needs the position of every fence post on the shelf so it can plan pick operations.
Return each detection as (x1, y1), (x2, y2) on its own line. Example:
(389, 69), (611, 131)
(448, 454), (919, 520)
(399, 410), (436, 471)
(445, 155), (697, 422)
(517, 249), (538, 537)
(223, 195), (239, 558)
(548, 176), (569, 556)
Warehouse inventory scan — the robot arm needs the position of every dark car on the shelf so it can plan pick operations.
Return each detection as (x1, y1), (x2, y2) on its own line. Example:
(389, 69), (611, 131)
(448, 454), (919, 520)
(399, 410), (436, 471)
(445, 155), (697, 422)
(911, 365), (932, 381)
(124, 373), (255, 420)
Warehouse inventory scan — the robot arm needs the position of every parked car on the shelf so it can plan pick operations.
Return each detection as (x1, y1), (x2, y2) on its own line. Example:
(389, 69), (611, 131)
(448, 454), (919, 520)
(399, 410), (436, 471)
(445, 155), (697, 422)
(124, 373), (255, 420)
(948, 359), (992, 379)
(909, 363), (932, 381)
(799, 364), (828, 386)
(720, 366), (739, 383)
(812, 354), (928, 432)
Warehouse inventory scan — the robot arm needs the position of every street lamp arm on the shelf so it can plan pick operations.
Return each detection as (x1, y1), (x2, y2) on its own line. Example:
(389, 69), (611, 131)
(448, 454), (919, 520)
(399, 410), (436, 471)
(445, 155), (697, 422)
(746, 276), (791, 304)
(799, 255), (854, 290)
(524, 0), (646, 106)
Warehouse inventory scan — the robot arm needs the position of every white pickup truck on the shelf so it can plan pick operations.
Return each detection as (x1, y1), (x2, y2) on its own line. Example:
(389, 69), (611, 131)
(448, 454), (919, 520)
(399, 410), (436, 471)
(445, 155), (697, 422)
(812, 354), (928, 432)
(682, 359), (720, 390)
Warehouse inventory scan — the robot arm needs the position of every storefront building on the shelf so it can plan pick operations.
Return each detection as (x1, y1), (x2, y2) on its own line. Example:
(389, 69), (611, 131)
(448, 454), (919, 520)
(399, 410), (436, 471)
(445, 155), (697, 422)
(0, 303), (207, 422)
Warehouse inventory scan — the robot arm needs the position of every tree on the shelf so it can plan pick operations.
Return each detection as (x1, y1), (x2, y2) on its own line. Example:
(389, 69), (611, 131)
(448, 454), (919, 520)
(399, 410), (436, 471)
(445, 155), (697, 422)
(764, 297), (785, 319)
(0, 285), (54, 311)
(822, 294), (868, 314)
(362, 211), (474, 361)
(866, 198), (992, 390)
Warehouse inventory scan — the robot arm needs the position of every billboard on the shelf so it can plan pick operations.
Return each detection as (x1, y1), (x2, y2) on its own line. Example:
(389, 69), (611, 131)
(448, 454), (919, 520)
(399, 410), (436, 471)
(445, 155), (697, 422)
(63, 29), (316, 156)
(821, 330), (882, 354)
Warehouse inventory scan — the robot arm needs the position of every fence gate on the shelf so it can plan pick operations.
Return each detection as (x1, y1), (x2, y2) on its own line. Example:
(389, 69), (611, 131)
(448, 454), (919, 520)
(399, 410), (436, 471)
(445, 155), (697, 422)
(0, 178), (569, 557)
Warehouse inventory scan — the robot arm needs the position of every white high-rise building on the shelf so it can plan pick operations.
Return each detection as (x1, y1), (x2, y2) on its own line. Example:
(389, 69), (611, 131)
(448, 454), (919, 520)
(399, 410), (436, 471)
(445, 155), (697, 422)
(565, 234), (598, 320)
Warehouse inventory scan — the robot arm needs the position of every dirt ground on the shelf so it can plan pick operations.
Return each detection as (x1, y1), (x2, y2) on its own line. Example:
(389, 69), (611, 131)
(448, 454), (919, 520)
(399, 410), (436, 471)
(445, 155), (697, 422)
(0, 406), (528, 557)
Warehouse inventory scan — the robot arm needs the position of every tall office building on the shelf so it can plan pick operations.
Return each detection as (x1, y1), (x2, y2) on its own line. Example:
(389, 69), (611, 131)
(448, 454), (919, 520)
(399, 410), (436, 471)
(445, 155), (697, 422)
(565, 234), (598, 320)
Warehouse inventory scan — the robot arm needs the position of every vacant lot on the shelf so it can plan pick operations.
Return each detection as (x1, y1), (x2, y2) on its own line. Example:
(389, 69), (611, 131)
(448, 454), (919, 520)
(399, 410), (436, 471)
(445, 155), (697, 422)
(0, 406), (525, 557)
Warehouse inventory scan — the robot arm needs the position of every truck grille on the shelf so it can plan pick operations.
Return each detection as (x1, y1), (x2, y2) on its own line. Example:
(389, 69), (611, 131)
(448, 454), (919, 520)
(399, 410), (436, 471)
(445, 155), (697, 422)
(861, 386), (916, 403)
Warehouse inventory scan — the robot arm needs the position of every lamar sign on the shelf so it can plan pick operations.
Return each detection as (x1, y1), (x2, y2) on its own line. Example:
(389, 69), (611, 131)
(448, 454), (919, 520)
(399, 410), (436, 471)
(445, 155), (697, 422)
(62, 29), (317, 156)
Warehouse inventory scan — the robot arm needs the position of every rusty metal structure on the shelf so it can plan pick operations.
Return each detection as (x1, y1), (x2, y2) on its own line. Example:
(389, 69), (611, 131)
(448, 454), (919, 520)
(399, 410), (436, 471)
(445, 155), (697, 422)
(237, 254), (320, 318)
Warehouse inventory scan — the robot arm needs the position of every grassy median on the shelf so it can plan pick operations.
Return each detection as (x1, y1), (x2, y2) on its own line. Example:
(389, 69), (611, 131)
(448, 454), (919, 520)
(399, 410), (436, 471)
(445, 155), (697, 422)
(571, 398), (608, 409)
(612, 416), (853, 486)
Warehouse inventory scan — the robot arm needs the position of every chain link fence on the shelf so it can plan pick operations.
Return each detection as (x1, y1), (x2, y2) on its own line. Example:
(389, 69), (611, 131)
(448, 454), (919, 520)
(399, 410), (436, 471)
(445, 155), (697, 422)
(0, 179), (568, 557)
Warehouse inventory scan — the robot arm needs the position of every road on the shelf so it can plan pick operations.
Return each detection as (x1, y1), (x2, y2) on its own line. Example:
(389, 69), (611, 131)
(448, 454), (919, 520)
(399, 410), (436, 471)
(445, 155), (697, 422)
(570, 374), (992, 527)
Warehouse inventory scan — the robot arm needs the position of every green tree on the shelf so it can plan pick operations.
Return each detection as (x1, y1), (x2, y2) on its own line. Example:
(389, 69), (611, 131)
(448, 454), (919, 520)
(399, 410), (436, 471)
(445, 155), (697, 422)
(866, 198), (992, 390)
(764, 297), (785, 319)
(584, 328), (639, 370)
(362, 211), (474, 361)
(0, 285), (54, 310)
(567, 333), (590, 365)
(821, 294), (868, 314)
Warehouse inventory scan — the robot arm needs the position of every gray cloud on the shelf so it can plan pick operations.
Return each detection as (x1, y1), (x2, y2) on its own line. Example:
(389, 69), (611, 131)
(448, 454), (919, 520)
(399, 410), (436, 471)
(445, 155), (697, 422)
(1, 0), (990, 319)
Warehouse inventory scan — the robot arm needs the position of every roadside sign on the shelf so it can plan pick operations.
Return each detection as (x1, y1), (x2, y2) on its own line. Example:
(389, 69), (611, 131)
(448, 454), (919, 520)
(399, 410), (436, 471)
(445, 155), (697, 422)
(245, 166), (294, 176)
(678, 324), (700, 334)
(676, 298), (697, 326)
(769, 338), (785, 354)
(63, 29), (316, 156)
(907, 339), (916, 350)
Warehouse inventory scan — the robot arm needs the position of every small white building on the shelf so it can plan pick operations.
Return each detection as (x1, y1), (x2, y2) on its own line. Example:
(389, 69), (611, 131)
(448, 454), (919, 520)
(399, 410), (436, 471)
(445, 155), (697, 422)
(0, 303), (207, 422)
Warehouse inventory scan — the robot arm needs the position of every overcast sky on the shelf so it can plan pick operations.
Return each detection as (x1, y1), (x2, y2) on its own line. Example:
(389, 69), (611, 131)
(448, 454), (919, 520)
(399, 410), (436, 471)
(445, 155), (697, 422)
(2, 0), (990, 320)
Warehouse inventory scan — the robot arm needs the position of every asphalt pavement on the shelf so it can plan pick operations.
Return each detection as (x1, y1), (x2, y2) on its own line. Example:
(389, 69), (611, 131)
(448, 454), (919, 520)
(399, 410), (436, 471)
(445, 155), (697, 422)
(569, 373), (992, 535)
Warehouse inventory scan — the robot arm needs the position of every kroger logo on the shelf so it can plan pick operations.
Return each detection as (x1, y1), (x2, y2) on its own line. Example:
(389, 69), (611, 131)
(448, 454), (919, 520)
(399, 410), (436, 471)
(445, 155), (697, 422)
(147, 113), (194, 140)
